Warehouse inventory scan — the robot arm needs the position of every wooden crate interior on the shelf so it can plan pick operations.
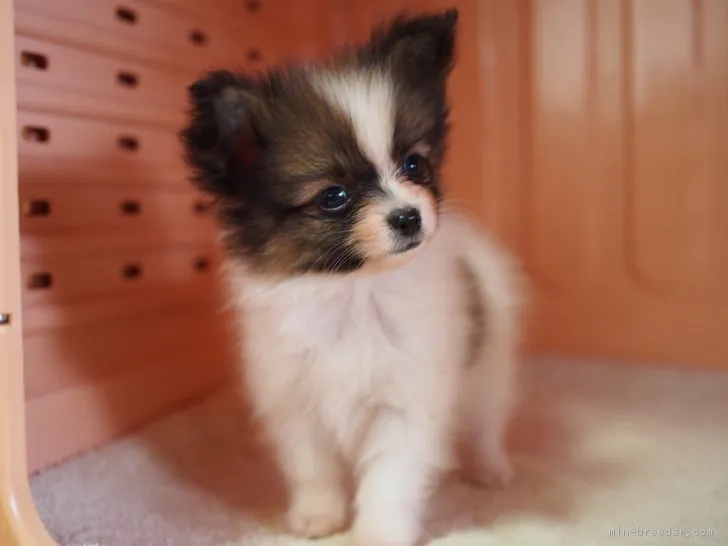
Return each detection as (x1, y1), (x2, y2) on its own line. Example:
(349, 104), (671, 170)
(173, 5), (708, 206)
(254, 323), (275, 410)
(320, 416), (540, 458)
(0, 0), (726, 545)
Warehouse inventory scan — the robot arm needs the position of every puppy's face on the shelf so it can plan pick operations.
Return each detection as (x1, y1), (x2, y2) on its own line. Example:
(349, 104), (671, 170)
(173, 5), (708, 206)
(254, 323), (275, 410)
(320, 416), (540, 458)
(181, 10), (458, 278)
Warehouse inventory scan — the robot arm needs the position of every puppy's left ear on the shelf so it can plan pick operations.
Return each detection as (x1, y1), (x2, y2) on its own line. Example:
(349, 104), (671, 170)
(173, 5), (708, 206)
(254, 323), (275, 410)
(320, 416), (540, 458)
(366, 8), (459, 83)
(180, 70), (261, 198)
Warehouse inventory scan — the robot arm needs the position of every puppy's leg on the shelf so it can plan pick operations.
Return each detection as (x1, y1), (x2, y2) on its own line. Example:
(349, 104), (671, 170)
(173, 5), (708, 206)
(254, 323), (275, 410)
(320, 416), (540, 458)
(352, 413), (444, 546)
(460, 339), (518, 488)
(456, 230), (522, 488)
(265, 410), (347, 539)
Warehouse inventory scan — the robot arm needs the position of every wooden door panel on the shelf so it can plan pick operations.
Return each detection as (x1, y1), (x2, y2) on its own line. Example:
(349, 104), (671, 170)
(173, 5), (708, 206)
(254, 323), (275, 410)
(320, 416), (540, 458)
(529, 0), (594, 288)
(630, 0), (713, 287)
(480, 0), (728, 367)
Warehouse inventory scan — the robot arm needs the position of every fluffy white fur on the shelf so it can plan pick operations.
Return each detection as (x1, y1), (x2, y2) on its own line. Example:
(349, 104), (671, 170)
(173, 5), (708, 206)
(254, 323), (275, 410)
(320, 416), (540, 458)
(222, 70), (524, 546)
(224, 213), (522, 545)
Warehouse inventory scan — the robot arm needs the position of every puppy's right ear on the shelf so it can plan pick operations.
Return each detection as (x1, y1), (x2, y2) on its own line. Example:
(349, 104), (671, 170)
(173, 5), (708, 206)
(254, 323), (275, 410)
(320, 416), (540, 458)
(180, 70), (260, 198)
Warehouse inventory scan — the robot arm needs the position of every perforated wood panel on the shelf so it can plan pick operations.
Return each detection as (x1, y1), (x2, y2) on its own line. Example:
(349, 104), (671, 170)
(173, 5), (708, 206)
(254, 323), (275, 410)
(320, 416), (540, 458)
(14, 0), (330, 473)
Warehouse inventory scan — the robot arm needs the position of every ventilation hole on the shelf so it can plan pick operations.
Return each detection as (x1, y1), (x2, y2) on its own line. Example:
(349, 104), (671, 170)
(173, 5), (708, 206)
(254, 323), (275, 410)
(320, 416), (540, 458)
(246, 0), (261, 13)
(0, 313), (10, 326)
(189, 29), (208, 46)
(28, 272), (53, 290)
(120, 200), (141, 216)
(121, 263), (142, 280)
(115, 6), (137, 24)
(20, 51), (49, 70)
(118, 135), (139, 151)
(193, 199), (212, 214)
(194, 256), (211, 271)
(24, 200), (51, 217)
(117, 71), (139, 88)
(247, 48), (262, 62)
(22, 126), (50, 143)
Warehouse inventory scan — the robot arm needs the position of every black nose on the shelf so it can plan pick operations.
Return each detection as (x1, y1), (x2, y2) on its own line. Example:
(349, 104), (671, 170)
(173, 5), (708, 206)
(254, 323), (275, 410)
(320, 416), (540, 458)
(387, 207), (422, 237)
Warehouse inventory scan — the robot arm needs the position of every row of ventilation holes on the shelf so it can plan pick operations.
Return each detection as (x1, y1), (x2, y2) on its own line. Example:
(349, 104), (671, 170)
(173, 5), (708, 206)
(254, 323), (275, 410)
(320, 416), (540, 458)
(21, 125), (214, 218)
(27, 255), (212, 292)
(23, 198), (212, 218)
(19, 1), (264, 80)
(24, 126), (140, 150)
(22, 123), (213, 286)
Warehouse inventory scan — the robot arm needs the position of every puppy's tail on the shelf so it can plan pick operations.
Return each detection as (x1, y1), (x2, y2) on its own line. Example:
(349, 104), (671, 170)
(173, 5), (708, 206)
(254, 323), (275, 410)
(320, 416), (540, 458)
(461, 216), (526, 351)
(449, 212), (528, 433)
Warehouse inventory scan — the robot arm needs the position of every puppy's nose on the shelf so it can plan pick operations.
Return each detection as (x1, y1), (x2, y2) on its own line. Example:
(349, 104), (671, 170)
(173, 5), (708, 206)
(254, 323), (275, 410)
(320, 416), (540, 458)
(387, 207), (422, 237)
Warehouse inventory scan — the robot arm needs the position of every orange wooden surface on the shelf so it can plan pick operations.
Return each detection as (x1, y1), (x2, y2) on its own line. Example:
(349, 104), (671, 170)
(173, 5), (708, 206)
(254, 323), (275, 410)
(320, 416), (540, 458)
(12, 0), (332, 475)
(479, 0), (728, 368)
(6, 0), (727, 483)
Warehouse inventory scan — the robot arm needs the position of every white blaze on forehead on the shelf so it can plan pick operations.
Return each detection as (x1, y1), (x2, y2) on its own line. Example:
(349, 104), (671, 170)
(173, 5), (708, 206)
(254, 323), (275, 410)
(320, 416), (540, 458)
(315, 70), (394, 171)
(314, 69), (438, 238)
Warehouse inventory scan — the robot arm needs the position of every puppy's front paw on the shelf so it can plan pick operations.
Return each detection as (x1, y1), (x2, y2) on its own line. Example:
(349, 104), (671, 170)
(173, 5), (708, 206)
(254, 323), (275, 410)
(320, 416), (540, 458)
(287, 484), (348, 539)
(350, 517), (417, 546)
(350, 529), (414, 546)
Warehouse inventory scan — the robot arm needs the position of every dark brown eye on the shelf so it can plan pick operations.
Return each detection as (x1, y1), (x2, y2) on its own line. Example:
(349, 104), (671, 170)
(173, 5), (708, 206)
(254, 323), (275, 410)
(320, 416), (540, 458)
(317, 185), (350, 212)
(403, 153), (426, 180)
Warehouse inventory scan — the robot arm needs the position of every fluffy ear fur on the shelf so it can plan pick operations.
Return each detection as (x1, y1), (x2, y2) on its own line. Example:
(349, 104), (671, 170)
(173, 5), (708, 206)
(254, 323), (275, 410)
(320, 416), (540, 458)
(361, 8), (459, 84)
(180, 10), (459, 200)
(179, 69), (260, 198)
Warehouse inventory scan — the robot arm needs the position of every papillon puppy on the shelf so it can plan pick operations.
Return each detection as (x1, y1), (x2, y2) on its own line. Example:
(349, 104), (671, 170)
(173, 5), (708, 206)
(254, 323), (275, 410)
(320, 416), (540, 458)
(180, 8), (523, 545)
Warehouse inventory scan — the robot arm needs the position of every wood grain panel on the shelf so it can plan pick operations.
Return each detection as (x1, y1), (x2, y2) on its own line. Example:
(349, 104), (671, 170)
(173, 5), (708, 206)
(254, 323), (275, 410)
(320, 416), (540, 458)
(480, 0), (728, 367)
(21, 285), (221, 333)
(15, 6), (197, 77)
(528, 0), (594, 287)
(478, 0), (527, 246)
(16, 81), (182, 129)
(18, 111), (188, 187)
(15, 36), (189, 114)
(24, 305), (233, 400)
(18, 111), (180, 164)
(25, 347), (232, 473)
(148, 0), (328, 61)
(628, 0), (712, 287)
(434, 0), (486, 220)
(18, 186), (212, 233)
(16, 0), (267, 70)
(704, 0), (728, 293)
(20, 245), (218, 308)
(148, 0), (254, 19)
(20, 228), (216, 258)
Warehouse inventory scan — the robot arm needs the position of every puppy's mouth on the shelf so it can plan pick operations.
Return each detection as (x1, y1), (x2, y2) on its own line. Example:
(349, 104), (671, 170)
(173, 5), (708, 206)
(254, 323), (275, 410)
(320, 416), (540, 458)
(392, 237), (423, 255)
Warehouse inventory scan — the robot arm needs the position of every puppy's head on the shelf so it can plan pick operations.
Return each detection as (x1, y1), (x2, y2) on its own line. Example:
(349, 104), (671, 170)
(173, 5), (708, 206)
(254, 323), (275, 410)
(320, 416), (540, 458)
(181, 9), (458, 278)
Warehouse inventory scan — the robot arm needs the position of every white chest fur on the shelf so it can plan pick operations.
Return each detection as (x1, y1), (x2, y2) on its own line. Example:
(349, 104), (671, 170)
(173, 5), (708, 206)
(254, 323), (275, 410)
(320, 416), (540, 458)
(227, 215), (475, 454)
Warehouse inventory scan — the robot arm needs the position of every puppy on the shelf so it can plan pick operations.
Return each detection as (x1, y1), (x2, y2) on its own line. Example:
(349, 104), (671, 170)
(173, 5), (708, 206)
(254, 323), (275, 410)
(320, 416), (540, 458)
(180, 8), (523, 545)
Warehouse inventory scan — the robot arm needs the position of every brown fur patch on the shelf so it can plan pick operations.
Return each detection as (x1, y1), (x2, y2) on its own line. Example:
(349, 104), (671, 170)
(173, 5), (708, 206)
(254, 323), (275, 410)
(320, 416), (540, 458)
(458, 257), (486, 368)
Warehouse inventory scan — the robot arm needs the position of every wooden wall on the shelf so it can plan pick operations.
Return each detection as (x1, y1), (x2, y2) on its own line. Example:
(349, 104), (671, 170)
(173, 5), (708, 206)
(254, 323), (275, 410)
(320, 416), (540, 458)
(14, 0), (728, 472)
(14, 0), (330, 473)
(478, 0), (728, 368)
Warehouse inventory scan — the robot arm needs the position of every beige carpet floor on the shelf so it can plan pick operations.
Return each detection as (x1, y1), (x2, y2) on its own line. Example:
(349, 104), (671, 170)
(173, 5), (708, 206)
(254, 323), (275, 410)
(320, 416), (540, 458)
(30, 357), (728, 546)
